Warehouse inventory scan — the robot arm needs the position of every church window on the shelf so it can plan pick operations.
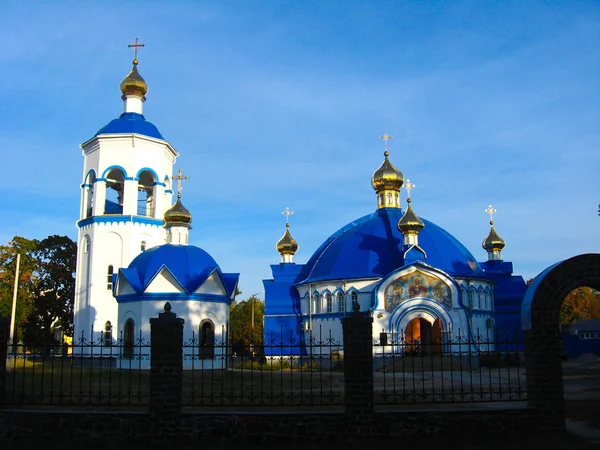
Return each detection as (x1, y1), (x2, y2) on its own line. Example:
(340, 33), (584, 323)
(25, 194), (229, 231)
(140, 241), (147, 252)
(123, 319), (135, 359)
(83, 236), (90, 254)
(137, 170), (156, 217)
(105, 168), (125, 214)
(477, 291), (482, 309)
(325, 293), (332, 313)
(350, 291), (359, 310)
(468, 290), (475, 309)
(107, 265), (114, 290)
(199, 320), (215, 359)
(103, 321), (112, 346)
(313, 294), (320, 313)
(337, 292), (345, 313)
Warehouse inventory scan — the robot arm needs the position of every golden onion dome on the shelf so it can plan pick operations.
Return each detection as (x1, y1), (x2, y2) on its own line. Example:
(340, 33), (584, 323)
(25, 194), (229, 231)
(164, 196), (192, 226)
(482, 224), (505, 251)
(120, 60), (148, 98)
(398, 201), (424, 234)
(372, 151), (404, 192)
(276, 223), (299, 255)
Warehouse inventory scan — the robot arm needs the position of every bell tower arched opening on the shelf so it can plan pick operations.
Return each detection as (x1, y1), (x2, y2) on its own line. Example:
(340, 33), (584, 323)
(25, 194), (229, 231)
(105, 168), (125, 214)
(83, 171), (96, 218)
(137, 170), (156, 217)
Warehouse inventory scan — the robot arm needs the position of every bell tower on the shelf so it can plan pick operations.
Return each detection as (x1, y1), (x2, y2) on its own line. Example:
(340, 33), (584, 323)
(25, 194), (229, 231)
(73, 39), (179, 341)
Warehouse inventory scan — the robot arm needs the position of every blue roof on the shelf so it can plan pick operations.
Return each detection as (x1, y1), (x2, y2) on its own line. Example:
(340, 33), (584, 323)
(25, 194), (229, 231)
(296, 208), (485, 284)
(125, 244), (222, 293)
(95, 112), (164, 140)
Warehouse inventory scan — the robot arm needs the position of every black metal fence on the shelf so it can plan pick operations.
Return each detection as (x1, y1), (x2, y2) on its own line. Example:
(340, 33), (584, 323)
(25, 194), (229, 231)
(1, 326), (526, 410)
(181, 328), (344, 408)
(3, 331), (150, 409)
(373, 327), (527, 405)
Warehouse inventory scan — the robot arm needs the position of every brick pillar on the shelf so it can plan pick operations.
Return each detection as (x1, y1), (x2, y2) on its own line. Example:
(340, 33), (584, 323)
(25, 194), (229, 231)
(150, 302), (184, 434)
(342, 308), (374, 422)
(0, 318), (9, 402)
(524, 325), (565, 431)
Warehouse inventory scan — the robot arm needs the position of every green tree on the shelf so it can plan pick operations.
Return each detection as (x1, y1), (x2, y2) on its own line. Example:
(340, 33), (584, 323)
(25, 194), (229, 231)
(22, 235), (77, 346)
(0, 237), (38, 340)
(230, 296), (264, 357)
(0, 235), (76, 346)
(560, 287), (600, 325)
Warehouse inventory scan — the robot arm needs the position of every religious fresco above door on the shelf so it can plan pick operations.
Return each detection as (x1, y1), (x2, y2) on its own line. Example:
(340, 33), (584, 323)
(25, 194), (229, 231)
(384, 271), (452, 312)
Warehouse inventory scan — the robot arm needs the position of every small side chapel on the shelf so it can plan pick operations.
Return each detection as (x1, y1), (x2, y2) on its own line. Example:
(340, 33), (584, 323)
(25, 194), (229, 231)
(72, 40), (239, 366)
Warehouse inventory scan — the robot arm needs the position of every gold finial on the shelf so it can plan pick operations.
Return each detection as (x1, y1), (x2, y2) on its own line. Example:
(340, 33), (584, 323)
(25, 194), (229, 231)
(172, 169), (190, 199)
(282, 207), (294, 225)
(379, 132), (394, 153)
(404, 179), (415, 203)
(128, 37), (145, 65)
(485, 205), (496, 225)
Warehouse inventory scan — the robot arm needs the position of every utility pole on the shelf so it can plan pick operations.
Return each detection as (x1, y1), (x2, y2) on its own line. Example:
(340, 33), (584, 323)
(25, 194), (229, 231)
(9, 253), (20, 352)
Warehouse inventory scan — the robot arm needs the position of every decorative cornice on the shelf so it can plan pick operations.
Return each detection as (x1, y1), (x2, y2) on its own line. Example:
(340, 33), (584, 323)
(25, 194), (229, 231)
(77, 215), (164, 228)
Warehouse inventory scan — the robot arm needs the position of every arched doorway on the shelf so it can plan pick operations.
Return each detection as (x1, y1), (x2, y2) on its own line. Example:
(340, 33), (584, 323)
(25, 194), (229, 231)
(521, 253), (600, 431)
(123, 318), (135, 359)
(405, 317), (443, 354)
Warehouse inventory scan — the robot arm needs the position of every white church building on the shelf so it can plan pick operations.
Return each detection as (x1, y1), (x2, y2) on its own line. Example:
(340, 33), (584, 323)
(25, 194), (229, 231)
(72, 43), (239, 367)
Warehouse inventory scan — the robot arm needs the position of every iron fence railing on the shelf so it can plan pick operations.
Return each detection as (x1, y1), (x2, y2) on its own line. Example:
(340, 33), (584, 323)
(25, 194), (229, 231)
(181, 328), (344, 408)
(3, 331), (151, 409)
(373, 327), (527, 405)
(1, 327), (526, 410)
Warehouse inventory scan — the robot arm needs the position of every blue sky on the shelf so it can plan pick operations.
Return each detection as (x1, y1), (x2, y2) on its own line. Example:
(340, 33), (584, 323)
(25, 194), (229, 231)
(0, 1), (598, 299)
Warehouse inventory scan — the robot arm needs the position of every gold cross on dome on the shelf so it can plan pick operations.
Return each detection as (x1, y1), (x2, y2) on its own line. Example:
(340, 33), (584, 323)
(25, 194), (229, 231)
(172, 169), (189, 198)
(404, 179), (415, 200)
(128, 37), (145, 61)
(379, 132), (394, 152)
(282, 207), (294, 225)
(485, 205), (496, 224)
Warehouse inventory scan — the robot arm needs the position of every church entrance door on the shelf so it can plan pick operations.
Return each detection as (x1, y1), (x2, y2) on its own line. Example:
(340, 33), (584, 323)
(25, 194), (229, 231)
(405, 317), (443, 354)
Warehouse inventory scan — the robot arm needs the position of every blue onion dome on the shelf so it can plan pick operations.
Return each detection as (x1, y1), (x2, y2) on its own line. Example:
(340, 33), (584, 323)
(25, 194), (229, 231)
(164, 196), (192, 226)
(398, 202), (424, 234)
(295, 208), (484, 284)
(371, 151), (404, 193)
(482, 224), (505, 252)
(128, 244), (220, 289)
(120, 59), (148, 98)
(95, 113), (164, 139)
(276, 223), (299, 256)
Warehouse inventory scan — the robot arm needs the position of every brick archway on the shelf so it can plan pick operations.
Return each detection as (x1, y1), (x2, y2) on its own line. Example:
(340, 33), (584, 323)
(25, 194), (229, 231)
(521, 253), (600, 431)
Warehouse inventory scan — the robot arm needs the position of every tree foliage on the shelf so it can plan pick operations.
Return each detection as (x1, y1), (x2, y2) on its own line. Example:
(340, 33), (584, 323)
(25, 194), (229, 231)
(229, 297), (264, 356)
(560, 287), (600, 325)
(0, 235), (76, 345)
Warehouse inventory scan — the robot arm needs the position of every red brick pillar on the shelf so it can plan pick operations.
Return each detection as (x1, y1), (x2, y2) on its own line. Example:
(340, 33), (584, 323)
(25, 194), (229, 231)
(342, 308), (374, 422)
(150, 302), (184, 434)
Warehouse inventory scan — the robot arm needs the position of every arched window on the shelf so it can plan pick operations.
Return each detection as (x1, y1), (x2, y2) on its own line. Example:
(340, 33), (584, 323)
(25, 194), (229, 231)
(325, 293), (332, 313)
(350, 291), (359, 310)
(337, 292), (345, 313)
(105, 168), (125, 214)
(477, 290), (483, 309)
(84, 171), (96, 218)
(107, 265), (114, 290)
(140, 240), (147, 252)
(137, 170), (156, 217)
(83, 235), (90, 254)
(199, 320), (215, 359)
(313, 293), (320, 314)
(468, 289), (475, 309)
(104, 321), (112, 346)
(123, 319), (135, 359)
